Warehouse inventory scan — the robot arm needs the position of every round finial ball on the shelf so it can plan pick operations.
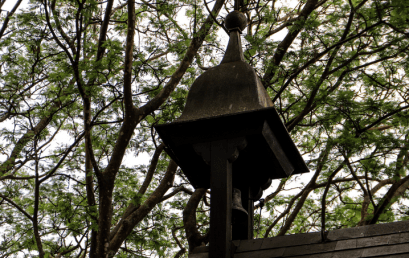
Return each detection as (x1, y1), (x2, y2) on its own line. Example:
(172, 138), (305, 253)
(225, 11), (247, 32)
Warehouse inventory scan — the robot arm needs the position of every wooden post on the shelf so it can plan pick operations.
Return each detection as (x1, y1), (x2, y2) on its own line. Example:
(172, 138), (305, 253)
(209, 139), (233, 258)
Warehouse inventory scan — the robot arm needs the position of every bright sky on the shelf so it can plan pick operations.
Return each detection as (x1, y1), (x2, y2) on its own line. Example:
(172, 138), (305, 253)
(1, 0), (29, 12)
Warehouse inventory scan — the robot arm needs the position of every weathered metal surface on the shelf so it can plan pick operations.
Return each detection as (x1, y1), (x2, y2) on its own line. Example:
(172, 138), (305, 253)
(177, 12), (271, 122)
(232, 188), (248, 224)
(177, 58), (272, 122)
(232, 187), (254, 241)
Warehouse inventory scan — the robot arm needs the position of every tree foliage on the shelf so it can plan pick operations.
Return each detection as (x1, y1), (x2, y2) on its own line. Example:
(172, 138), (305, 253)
(0, 0), (408, 257)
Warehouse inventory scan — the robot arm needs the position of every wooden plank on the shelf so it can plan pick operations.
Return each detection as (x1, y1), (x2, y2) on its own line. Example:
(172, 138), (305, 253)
(398, 232), (409, 243)
(259, 232), (321, 250)
(327, 226), (367, 241)
(298, 252), (334, 258)
(332, 249), (364, 258)
(365, 221), (409, 237)
(356, 235), (391, 248)
(235, 238), (264, 253)
(382, 253), (409, 258)
(232, 232), (409, 258)
(335, 239), (357, 250)
(234, 248), (285, 258)
(192, 246), (209, 253)
(282, 241), (337, 256)
(230, 221), (409, 258)
(189, 253), (209, 258)
(361, 243), (409, 257)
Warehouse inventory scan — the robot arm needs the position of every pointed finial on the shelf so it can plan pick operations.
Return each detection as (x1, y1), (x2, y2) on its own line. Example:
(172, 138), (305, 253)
(221, 11), (247, 64)
(225, 10), (247, 33)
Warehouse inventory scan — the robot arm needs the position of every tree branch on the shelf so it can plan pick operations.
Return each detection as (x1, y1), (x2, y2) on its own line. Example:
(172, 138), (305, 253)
(108, 160), (178, 255)
(0, 102), (61, 176)
(110, 143), (165, 237)
(183, 188), (208, 252)
(96, 0), (114, 60)
(262, 0), (318, 87)
(0, 0), (23, 39)
(321, 162), (344, 241)
(0, 193), (33, 221)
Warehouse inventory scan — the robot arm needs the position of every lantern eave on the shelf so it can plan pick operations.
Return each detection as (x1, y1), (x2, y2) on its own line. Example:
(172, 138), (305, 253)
(154, 107), (309, 189)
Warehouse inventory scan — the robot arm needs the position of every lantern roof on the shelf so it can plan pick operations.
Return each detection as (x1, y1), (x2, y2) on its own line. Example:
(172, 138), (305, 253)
(178, 11), (273, 122)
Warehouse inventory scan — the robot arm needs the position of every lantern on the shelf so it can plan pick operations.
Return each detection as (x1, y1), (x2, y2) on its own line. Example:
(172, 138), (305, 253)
(155, 10), (308, 258)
